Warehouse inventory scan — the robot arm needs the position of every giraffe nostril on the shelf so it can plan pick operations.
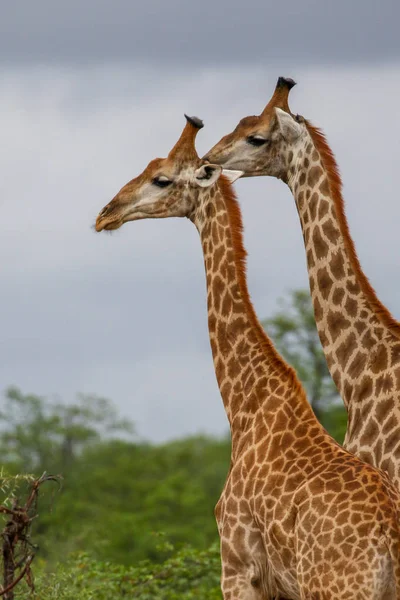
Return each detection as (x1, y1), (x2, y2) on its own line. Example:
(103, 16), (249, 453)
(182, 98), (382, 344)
(99, 205), (110, 217)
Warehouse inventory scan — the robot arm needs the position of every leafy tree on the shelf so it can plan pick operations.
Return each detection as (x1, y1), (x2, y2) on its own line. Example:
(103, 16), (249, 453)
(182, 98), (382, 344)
(264, 289), (346, 441)
(0, 387), (134, 473)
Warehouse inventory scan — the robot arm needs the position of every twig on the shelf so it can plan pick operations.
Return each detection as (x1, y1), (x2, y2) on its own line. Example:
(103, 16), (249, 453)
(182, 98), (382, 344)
(0, 472), (61, 599)
(0, 555), (34, 597)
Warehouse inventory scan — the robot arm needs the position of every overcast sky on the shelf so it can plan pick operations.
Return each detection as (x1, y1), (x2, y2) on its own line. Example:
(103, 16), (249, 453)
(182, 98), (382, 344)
(1, 0), (399, 66)
(1, 3), (399, 442)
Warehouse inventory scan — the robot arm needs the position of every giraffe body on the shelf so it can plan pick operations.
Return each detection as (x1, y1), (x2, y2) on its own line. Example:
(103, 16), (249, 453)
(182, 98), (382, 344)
(96, 117), (400, 599)
(205, 79), (400, 491)
(217, 406), (400, 599)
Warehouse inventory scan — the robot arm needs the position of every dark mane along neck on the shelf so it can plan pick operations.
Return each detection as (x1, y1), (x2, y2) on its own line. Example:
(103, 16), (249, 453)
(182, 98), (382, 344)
(218, 175), (307, 396)
(305, 121), (400, 339)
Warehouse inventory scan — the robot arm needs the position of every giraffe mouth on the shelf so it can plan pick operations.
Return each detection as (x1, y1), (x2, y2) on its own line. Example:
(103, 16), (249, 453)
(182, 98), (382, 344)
(203, 153), (250, 176)
(95, 214), (123, 232)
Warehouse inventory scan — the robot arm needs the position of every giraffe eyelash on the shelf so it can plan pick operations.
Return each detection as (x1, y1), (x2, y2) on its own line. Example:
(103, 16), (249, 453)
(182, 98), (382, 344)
(246, 135), (268, 147)
(152, 176), (172, 188)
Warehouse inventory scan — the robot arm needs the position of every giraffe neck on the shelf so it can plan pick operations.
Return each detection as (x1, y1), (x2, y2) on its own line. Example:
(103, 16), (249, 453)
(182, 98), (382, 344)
(192, 177), (312, 454)
(287, 124), (400, 407)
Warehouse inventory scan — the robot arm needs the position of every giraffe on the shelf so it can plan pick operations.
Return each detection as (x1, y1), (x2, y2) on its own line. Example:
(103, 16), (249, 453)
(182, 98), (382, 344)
(95, 116), (400, 599)
(204, 78), (400, 490)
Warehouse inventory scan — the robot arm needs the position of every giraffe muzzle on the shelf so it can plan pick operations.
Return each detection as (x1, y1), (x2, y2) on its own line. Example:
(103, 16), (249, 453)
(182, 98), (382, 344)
(95, 203), (122, 232)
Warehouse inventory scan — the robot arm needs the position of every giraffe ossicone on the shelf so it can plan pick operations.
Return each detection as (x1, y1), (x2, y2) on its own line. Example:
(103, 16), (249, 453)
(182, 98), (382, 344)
(205, 78), (400, 492)
(96, 116), (400, 599)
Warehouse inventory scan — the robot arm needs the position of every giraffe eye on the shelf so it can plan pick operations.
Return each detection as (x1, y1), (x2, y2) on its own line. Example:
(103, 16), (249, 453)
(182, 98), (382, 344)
(152, 176), (172, 188)
(246, 135), (267, 147)
(250, 576), (260, 588)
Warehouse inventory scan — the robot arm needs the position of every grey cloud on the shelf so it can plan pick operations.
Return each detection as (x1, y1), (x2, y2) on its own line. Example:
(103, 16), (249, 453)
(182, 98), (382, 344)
(1, 0), (400, 67)
(1, 64), (400, 441)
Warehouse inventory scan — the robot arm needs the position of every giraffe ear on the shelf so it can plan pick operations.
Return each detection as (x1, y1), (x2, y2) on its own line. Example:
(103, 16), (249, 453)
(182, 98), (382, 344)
(222, 169), (244, 183)
(194, 164), (222, 188)
(275, 107), (302, 141)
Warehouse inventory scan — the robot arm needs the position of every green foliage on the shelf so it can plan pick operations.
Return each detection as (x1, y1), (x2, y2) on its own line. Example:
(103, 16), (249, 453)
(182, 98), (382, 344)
(17, 544), (222, 600)
(0, 470), (35, 507)
(319, 404), (347, 445)
(0, 386), (134, 473)
(36, 435), (229, 564)
(0, 387), (230, 566)
(264, 289), (347, 441)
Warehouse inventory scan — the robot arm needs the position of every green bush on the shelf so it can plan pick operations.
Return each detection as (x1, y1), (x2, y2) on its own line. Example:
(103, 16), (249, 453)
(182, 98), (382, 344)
(33, 435), (230, 564)
(19, 543), (222, 600)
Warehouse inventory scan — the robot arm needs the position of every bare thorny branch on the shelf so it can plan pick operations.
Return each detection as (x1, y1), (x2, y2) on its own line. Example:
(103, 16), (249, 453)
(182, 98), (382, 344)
(0, 472), (61, 599)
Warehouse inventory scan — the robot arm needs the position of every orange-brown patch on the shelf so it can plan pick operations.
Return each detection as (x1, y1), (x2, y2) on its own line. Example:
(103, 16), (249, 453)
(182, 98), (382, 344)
(306, 248), (315, 268)
(375, 373), (393, 396)
(370, 345), (388, 374)
(212, 275), (224, 313)
(316, 267), (334, 300)
(361, 325), (375, 350)
(345, 296), (358, 318)
(384, 428), (399, 454)
(330, 251), (346, 280)
(309, 192), (319, 220)
(312, 226), (329, 260)
(382, 413), (397, 436)
(321, 219), (340, 245)
(213, 245), (224, 272)
(297, 190), (305, 210)
(326, 310), (351, 342)
(319, 177), (330, 196)
(347, 353), (368, 380)
(336, 332), (357, 369)
(307, 165), (323, 187)
(375, 396), (395, 422)
(390, 344), (400, 366)
(332, 288), (345, 306)
(355, 375), (373, 404)
(317, 198), (330, 220)
(359, 420), (379, 446)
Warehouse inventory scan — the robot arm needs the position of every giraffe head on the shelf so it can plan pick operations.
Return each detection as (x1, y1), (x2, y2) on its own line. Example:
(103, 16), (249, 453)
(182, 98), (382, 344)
(204, 77), (307, 182)
(95, 115), (242, 232)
